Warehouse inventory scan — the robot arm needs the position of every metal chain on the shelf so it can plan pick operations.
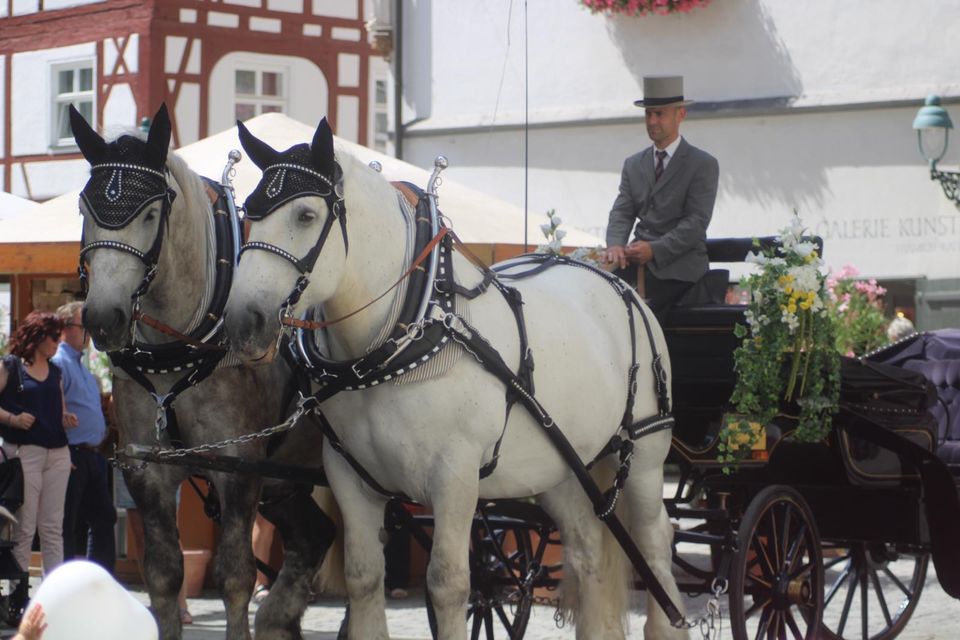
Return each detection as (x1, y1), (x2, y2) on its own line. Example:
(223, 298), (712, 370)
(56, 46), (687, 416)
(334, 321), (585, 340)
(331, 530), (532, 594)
(109, 393), (316, 469)
(675, 578), (726, 639)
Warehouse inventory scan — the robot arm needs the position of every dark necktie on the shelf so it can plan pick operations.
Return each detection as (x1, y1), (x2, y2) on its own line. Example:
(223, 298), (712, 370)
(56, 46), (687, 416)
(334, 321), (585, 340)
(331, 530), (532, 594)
(655, 150), (668, 182)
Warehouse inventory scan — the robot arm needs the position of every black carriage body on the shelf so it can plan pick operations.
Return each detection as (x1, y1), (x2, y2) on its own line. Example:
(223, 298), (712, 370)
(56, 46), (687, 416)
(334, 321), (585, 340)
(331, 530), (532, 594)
(663, 237), (945, 543)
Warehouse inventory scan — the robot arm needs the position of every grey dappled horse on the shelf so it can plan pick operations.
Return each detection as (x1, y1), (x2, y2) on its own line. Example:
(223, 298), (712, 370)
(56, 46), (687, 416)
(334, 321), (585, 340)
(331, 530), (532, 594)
(70, 104), (335, 640)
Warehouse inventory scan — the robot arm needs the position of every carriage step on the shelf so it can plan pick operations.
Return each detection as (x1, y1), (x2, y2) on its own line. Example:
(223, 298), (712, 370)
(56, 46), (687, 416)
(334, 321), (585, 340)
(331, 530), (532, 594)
(666, 504), (730, 521)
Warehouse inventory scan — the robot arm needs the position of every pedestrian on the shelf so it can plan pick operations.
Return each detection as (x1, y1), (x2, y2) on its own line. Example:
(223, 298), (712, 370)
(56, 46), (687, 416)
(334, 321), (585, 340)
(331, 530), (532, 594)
(887, 314), (916, 342)
(52, 302), (117, 573)
(602, 75), (720, 321)
(0, 311), (78, 578)
(251, 513), (276, 604)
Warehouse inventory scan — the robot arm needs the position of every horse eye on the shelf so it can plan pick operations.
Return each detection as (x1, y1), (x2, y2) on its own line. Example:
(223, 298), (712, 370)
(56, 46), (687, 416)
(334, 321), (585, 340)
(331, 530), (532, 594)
(144, 210), (156, 222)
(297, 210), (317, 223)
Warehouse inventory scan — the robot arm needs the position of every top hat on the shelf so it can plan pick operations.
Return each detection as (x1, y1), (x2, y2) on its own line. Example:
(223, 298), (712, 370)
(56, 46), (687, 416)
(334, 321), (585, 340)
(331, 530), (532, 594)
(633, 75), (694, 108)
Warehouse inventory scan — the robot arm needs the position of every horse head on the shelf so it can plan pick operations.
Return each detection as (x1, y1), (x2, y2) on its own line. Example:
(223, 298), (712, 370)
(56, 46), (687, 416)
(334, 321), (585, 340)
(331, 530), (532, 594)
(225, 117), (350, 363)
(71, 104), (183, 351)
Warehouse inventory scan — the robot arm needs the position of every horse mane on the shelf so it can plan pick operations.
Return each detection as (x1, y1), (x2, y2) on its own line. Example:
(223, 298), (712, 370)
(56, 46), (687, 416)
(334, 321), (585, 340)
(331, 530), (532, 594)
(336, 146), (398, 218)
(165, 150), (211, 223)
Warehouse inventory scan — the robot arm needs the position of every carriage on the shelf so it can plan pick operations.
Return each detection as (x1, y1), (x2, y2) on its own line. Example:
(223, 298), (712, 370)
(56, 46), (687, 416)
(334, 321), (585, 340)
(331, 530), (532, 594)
(71, 106), (960, 640)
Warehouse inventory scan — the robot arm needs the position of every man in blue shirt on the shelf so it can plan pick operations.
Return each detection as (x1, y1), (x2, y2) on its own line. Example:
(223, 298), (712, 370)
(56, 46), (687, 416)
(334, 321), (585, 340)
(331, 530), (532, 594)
(53, 301), (116, 572)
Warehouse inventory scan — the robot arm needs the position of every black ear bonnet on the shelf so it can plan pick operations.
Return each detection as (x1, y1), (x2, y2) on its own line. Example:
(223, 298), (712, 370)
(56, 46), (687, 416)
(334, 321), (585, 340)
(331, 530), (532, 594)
(79, 136), (174, 229)
(243, 143), (343, 220)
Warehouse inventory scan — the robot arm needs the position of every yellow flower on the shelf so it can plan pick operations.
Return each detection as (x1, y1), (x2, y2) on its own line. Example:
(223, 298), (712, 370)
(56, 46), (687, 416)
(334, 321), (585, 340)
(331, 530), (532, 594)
(787, 303), (797, 314)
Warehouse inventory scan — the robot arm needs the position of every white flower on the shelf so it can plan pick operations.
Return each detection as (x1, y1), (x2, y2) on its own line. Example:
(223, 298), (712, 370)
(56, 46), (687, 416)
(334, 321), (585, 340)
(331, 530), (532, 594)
(540, 223), (552, 238)
(792, 241), (818, 259)
(787, 265), (820, 293)
(556, 229), (567, 241)
(548, 239), (562, 253)
(552, 215), (562, 226)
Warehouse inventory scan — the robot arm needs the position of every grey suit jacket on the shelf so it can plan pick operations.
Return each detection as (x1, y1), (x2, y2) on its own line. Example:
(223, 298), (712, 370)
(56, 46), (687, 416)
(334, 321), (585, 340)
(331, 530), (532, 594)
(605, 138), (719, 282)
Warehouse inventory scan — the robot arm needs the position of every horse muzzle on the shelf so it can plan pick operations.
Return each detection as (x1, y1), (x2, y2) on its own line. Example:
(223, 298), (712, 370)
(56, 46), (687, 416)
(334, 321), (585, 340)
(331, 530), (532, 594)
(82, 303), (131, 352)
(224, 306), (279, 365)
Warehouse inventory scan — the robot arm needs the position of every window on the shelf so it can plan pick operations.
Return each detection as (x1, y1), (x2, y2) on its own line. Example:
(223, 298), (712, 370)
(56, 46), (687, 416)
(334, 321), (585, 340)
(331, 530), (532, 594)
(234, 68), (286, 121)
(372, 78), (389, 153)
(52, 61), (95, 147)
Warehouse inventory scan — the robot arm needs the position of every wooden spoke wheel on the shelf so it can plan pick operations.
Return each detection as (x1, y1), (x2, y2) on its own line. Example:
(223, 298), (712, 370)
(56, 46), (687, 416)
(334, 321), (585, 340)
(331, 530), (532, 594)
(427, 520), (537, 640)
(729, 485), (824, 640)
(818, 543), (927, 640)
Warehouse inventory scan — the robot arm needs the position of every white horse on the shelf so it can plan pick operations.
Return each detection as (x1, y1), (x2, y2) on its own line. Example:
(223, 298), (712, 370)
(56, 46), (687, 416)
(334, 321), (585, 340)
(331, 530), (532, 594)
(70, 105), (336, 640)
(224, 118), (686, 640)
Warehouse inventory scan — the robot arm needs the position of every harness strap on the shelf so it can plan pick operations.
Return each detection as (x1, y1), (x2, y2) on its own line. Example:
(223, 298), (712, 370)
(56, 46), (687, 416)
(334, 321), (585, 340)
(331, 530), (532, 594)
(313, 410), (410, 501)
(436, 309), (683, 626)
(186, 475), (222, 524)
(111, 347), (227, 448)
(132, 311), (227, 351)
(280, 227), (449, 331)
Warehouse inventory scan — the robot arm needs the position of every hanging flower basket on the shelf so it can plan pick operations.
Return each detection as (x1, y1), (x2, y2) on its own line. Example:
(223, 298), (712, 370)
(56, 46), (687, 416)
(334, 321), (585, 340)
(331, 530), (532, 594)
(580, 0), (713, 17)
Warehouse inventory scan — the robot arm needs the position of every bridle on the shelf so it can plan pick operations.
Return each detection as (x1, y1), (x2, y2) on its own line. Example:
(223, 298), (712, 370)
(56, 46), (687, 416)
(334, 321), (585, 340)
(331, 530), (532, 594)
(78, 162), (177, 312)
(237, 161), (347, 327)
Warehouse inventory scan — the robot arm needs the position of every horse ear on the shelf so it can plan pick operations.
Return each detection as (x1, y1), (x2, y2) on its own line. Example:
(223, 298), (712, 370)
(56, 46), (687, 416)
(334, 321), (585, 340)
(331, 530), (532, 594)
(69, 105), (107, 166)
(310, 117), (335, 177)
(237, 120), (279, 171)
(145, 103), (172, 168)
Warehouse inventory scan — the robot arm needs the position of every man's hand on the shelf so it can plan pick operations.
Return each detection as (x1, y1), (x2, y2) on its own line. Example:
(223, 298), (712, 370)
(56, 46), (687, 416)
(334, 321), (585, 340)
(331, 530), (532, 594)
(63, 412), (79, 429)
(602, 245), (629, 270)
(624, 240), (654, 265)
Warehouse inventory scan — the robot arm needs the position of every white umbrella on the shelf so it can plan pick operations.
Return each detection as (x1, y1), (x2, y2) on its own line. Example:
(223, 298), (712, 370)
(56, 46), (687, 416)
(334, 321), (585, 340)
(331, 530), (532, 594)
(177, 112), (601, 247)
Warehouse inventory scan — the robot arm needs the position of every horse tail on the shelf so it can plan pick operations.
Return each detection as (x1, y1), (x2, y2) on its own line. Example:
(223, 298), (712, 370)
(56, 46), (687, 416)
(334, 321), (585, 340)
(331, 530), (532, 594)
(555, 458), (631, 631)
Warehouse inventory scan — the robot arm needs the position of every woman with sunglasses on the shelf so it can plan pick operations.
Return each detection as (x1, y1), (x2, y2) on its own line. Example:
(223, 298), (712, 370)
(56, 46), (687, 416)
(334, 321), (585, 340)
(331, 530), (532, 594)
(0, 311), (79, 579)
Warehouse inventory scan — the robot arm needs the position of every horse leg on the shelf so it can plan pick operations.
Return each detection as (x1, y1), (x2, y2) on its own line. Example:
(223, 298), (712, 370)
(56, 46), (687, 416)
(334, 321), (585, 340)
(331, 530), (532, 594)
(254, 486), (338, 640)
(323, 452), (390, 640)
(540, 470), (629, 640)
(125, 468), (184, 640)
(623, 429), (687, 639)
(425, 468), (478, 640)
(210, 471), (262, 640)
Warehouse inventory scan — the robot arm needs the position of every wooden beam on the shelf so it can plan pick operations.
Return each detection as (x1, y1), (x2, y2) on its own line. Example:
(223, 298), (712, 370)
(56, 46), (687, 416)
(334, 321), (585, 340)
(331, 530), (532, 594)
(0, 242), (79, 274)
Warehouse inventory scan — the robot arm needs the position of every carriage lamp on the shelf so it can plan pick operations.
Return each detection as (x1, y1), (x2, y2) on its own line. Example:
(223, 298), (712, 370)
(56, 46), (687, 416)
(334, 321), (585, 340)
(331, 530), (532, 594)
(913, 95), (959, 208)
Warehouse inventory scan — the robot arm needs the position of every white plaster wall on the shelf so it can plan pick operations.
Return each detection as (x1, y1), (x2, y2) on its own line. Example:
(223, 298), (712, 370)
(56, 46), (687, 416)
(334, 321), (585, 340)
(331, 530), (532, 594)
(396, 0), (960, 282)
(176, 83), (201, 145)
(11, 42), (97, 156)
(12, 0), (39, 16)
(0, 56), (5, 160)
(43, 0), (104, 10)
(337, 95), (359, 142)
(208, 52), (330, 135)
(404, 104), (960, 280)
(12, 158), (88, 201)
(102, 83), (137, 138)
(406, 0), (960, 128)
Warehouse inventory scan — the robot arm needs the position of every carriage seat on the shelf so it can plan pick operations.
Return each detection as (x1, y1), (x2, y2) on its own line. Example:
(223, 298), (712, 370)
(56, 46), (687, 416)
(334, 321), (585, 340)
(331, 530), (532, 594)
(903, 358), (960, 474)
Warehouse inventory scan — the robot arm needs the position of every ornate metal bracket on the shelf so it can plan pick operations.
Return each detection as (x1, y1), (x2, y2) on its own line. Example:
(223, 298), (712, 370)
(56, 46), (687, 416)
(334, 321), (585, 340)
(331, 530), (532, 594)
(930, 165), (960, 209)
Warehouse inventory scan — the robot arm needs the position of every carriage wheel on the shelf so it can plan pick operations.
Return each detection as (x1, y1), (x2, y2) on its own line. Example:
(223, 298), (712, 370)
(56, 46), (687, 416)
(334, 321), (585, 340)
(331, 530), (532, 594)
(729, 485), (824, 640)
(817, 543), (927, 640)
(427, 521), (536, 640)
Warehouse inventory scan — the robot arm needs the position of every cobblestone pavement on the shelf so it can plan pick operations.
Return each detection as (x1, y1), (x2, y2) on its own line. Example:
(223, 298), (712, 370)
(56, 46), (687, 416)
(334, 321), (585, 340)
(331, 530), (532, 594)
(161, 561), (959, 639)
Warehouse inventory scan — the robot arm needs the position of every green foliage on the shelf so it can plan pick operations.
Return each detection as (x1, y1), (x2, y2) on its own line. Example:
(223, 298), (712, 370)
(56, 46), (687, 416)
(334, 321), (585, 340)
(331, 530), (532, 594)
(719, 215), (841, 470)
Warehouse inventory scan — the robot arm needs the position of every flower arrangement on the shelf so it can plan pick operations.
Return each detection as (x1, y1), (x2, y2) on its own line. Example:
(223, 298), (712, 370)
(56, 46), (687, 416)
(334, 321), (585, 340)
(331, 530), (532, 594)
(535, 210), (604, 266)
(719, 214), (841, 470)
(581, 0), (712, 17)
(825, 265), (888, 357)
